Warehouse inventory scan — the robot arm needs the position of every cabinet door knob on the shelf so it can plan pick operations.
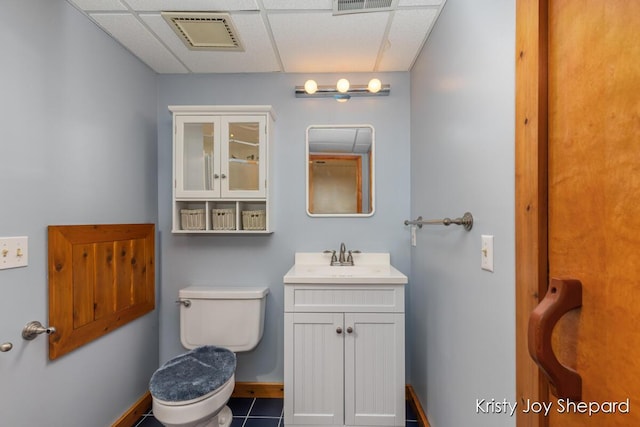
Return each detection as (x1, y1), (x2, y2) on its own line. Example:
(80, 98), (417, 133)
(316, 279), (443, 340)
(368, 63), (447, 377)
(346, 327), (353, 334)
(214, 174), (220, 179)
(221, 173), (227, 179)
(336, 327), (343, 334)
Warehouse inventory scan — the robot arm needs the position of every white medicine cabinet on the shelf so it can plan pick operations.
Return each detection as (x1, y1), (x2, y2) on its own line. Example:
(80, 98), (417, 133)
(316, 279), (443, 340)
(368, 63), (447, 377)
(170, 105), (275, 234)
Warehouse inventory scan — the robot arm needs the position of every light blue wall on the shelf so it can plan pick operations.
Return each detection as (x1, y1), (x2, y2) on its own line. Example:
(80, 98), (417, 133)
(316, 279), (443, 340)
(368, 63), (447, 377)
(1, 1), (518, 424)
(157, 72), (412, 380)
(409, 1), (516, 426)
(0, 1), (159, 426)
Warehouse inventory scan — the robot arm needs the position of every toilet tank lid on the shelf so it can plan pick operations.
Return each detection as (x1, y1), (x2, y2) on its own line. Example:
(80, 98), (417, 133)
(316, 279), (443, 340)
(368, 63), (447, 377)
(179, 286), (270, 299)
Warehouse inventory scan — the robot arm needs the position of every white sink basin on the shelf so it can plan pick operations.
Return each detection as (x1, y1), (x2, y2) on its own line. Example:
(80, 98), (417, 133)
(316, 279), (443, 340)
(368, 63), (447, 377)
(284, 252), (408, 284)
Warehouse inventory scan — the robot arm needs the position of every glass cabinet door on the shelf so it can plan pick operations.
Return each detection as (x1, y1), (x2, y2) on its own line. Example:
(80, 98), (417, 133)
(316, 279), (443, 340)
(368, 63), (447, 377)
(221, 116), (266, 198)
(175, 116), (221, 198)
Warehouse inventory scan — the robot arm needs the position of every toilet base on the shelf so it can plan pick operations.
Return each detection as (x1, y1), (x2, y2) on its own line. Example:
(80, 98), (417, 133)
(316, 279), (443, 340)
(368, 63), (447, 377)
(215, 406), (232, 427)
(155, 404), (232, 427)
(192, 405), (232, 427)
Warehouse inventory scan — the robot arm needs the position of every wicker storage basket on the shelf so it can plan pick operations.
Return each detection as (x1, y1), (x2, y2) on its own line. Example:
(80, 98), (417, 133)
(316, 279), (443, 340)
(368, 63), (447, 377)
(212, 208), (236, 230)
(242, 210), (266, 230)
(180, 209), (205, 230)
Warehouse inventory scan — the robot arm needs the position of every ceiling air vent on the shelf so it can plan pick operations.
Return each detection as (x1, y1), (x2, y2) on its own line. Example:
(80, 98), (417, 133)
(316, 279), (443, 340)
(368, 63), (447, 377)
(333, 0), (398, 15)
(162, 12), (243, 51)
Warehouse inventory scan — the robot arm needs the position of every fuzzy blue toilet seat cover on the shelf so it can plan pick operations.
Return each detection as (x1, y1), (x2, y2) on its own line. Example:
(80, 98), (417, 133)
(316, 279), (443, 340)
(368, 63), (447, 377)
(149, 345), (236, 402)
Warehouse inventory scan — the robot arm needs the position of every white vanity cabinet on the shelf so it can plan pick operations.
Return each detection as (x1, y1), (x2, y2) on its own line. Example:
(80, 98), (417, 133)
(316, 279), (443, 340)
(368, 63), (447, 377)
(170, 105), (275, 233)
(284, 283), (406, 427)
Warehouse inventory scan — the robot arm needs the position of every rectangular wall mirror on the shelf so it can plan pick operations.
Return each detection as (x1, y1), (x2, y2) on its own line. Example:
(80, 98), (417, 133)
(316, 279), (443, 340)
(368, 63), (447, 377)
(306, 124), (375, 217)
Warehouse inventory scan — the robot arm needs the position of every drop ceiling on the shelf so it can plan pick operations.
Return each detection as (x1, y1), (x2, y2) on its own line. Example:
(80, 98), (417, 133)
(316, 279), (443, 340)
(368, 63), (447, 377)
(66, 0), (445, 74)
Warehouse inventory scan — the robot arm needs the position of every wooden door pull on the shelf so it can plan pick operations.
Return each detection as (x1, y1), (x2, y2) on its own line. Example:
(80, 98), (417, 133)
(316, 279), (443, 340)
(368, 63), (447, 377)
(528, 277), (582, 401)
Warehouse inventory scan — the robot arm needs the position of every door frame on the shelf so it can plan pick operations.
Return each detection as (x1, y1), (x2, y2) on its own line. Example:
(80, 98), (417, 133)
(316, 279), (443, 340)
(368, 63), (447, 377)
(515, 1), (549, 426)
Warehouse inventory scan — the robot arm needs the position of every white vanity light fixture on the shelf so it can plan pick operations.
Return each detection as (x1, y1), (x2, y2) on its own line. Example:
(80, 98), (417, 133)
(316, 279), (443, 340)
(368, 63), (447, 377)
(304, 79), (318, 94)
(367, 78), (382, 93)
(336, 78), (350, 93)
(295, 78), (390, 101)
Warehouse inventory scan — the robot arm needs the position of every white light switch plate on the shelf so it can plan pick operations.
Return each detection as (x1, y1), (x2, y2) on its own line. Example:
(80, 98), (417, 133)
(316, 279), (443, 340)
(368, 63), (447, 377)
(481, 235), (494, 272)
(0, 236), (28, 270)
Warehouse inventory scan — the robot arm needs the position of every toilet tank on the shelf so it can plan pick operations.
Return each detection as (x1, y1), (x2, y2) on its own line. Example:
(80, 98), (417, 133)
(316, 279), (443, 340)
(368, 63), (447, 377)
(178, 286), (269, 352)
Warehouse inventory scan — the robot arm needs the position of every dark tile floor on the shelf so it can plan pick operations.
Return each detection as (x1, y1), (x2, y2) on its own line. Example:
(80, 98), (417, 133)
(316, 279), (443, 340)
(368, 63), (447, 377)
(135, 397), (419, 427)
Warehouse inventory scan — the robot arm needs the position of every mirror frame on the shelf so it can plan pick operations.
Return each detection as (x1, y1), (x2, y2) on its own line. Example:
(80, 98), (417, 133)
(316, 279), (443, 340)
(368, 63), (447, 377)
(306, 124), (375, 217)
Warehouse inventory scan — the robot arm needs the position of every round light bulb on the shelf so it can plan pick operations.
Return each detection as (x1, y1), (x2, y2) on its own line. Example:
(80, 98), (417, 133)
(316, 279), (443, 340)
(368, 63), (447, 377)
(304, 79), (318, 95)
(368, 78), (382, 93)
(336, 78), (350, 93)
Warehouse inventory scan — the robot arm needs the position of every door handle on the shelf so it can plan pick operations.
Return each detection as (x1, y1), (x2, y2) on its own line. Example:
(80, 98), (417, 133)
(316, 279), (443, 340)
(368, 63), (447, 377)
(528, 277), (582, 401)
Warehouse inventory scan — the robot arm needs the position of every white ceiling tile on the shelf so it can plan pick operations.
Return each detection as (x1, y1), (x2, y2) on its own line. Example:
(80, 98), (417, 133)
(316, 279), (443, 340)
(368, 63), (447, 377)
(122, 0), (259, 12)
(268, 11), (388, 72)
(68, 0), (444, 73)
(90, 13), (188, 73)
(377, 8), (437, 71)
(67, 0), (127, 10)
(397, 0), (443, 6)
(262, 0), (332, 10)
(141, 13), (281, 72)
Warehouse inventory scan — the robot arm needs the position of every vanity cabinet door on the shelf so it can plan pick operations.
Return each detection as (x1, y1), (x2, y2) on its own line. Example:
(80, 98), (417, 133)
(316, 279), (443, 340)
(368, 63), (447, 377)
(284, 312), (344, 425)
(344, 313), (405, 426)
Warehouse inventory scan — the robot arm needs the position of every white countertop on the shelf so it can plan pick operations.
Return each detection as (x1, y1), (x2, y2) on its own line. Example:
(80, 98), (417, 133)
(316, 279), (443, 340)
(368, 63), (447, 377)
(283, 252), (408, 285)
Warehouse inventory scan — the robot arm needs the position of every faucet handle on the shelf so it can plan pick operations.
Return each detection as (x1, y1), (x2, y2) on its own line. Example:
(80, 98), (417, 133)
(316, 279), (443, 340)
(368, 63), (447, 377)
(324, 250), (338, 264)
(346, 250), (361, 264)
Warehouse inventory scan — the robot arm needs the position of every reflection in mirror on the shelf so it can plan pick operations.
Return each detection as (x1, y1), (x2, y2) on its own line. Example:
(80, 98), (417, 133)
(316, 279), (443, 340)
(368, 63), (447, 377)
(306, 125), (374, 216)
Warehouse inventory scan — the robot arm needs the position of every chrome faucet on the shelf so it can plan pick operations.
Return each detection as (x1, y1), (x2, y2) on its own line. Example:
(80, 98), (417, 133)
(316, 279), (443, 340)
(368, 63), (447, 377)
(338, 242), (347, 264)
(324, 243), (360, 266)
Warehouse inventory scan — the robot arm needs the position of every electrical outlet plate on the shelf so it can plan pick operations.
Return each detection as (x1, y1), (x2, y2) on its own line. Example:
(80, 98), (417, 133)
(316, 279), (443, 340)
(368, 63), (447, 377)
(481, 235), (494, 272)
(0, 236), (28, 270)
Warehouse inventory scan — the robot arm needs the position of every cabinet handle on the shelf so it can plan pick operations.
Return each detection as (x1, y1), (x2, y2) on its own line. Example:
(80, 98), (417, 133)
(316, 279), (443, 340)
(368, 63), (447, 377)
(336, 327), (343, 334)
(214, 174), (220, 179)
(221, 174), (227, 179)
(346, 327), (353, 334)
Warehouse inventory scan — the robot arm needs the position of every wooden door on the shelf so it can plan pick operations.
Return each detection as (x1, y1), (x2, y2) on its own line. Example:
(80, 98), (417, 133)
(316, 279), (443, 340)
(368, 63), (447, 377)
(516, 1), (640, 426)
(308, 155), (363, 214)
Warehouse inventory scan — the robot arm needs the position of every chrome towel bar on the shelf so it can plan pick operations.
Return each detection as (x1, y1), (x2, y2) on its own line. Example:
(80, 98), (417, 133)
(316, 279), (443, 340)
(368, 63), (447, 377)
(404, 212), (473, 231)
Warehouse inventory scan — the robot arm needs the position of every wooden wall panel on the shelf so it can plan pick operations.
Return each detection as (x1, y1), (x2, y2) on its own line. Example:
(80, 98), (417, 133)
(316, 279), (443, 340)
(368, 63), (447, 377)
(72, 243), (95, 329)
(48, 224), (155, 360)
(94, 241), (116, 320)
(131, 238), (147, 306)
(115, 239), (133, 312)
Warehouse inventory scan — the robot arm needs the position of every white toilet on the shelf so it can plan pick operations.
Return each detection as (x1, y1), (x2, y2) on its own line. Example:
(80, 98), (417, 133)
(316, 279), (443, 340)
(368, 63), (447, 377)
(149, 286), (269, 427)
